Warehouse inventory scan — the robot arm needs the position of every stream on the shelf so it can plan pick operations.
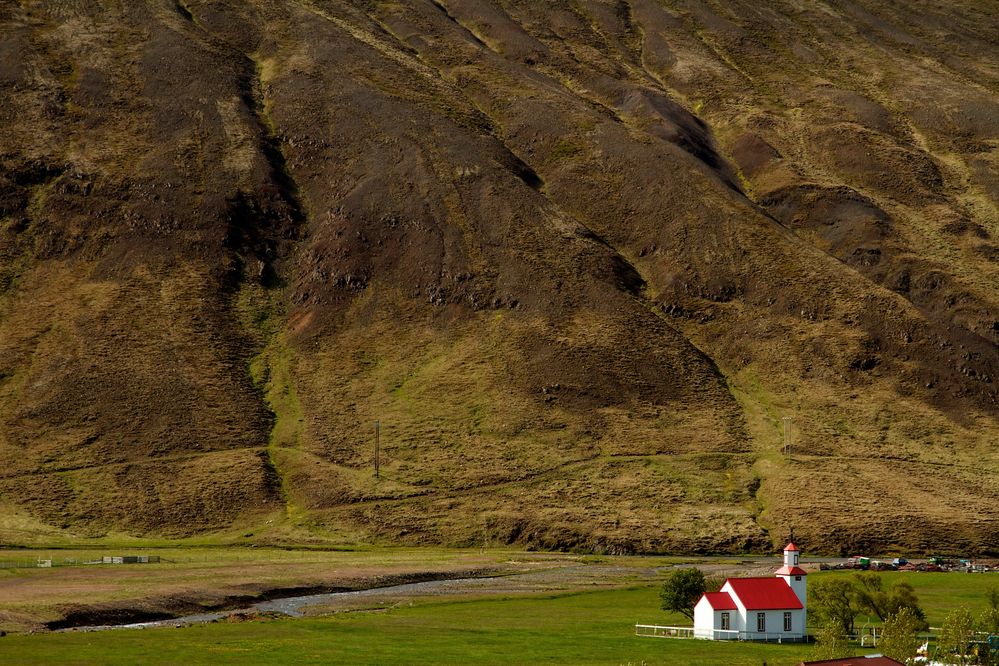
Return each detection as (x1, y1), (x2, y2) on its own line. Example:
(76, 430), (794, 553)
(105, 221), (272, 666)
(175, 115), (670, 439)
(58, 576), (504, 632)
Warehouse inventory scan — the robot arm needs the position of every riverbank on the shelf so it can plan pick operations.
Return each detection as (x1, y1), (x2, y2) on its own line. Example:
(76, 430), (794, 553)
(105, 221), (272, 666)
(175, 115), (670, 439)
(0, 547), (518, 633)
(0, 548), (771, 633)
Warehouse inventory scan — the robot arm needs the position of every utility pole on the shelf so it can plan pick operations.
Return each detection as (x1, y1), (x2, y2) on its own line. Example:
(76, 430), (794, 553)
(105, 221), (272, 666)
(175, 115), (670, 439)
(782, 416), (792, 460)
(374, 420), (380, 479)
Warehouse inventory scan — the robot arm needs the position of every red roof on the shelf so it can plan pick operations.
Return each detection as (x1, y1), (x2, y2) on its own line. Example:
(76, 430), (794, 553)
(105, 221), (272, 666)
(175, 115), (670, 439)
(776, 565), (808, 576)
(798, 658), (904, 666)
(725, 577), (803, 610)
(701, 591), (737, 610)
(784, 542), (799, 552)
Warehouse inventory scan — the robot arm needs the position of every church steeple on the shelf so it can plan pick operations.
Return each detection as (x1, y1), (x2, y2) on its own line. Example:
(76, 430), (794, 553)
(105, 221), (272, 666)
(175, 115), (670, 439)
(776, 535), (807, 615)
(783, 541), (800, 568)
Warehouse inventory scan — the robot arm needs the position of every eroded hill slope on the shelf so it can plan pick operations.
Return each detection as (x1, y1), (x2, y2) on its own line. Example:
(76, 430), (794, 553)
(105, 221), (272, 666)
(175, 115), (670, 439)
(0, 0), (996, 553)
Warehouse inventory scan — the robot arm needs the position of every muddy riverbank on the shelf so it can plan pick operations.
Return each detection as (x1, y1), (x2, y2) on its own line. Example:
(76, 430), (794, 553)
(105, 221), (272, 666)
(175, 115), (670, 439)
(48, 568), (505, 631)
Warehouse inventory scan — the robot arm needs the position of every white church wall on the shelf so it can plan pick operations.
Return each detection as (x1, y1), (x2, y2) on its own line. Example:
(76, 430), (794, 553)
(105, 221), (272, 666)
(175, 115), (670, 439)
(692, 597), (714, 639)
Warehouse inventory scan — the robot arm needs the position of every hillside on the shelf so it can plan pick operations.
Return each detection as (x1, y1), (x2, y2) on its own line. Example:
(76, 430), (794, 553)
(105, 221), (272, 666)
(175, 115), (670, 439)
(0, 0), (996, 554)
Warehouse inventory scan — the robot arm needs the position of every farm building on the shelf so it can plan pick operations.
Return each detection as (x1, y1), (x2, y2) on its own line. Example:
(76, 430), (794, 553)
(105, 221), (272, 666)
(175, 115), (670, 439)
(693, 542), (807, 640)
(796, 657), (904, 666)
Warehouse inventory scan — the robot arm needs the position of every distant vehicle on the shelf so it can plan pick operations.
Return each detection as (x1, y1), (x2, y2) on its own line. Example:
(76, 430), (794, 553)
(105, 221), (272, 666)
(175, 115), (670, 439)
(892, 557), (908, 566)
(845, 556), (871, 570)
(870, 560), (896, 571)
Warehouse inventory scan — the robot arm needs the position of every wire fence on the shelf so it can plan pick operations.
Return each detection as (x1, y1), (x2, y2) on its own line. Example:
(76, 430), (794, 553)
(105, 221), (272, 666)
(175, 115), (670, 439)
(0, 555), (166, 569)
(0, 547), (380, 569)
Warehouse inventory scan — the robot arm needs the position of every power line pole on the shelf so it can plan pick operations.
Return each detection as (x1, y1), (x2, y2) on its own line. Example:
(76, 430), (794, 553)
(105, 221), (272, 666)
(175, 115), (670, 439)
(782, 416), (792, 460)
(374, 420), (380, 479)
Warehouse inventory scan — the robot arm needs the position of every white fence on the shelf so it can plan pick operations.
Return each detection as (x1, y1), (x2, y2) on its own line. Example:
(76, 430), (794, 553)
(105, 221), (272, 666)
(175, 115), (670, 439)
(635, 625), (695, 639)
(0, 555), (163, 569)
(705, 629), (741, 640)
(635, 625), (740, 640)
(635, 625), (803, 642)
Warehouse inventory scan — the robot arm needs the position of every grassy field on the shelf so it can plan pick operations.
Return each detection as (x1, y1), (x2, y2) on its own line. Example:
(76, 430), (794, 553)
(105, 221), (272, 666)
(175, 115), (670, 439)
(0, 586), (820, 665)
(0, 547), (706, 633)
(0, 547), (520, 632)
(1, 555), (996, 664)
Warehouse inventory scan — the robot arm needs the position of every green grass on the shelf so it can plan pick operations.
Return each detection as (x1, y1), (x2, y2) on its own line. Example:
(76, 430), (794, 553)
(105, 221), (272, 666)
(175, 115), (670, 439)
(2, 560), (994, 664)
(0, 586), (816, 665)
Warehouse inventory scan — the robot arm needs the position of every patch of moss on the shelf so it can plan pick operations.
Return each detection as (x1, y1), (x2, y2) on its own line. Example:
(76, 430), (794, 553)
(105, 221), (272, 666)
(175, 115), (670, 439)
(550, 139), (585, 161)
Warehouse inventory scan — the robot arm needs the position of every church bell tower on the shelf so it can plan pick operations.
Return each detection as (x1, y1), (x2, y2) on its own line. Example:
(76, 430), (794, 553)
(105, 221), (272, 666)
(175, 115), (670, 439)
(776, 541), (807, 616)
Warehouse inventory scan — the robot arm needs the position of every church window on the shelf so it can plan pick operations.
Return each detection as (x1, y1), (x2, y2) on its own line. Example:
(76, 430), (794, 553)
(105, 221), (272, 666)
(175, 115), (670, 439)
(757, 613), (766, 632)
(784, 612), (792, 631)
(721, 612), (730, 630)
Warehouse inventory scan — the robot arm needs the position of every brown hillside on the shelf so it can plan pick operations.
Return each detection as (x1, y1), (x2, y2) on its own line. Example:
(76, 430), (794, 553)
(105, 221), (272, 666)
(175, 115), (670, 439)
(0, 0), (996, 554)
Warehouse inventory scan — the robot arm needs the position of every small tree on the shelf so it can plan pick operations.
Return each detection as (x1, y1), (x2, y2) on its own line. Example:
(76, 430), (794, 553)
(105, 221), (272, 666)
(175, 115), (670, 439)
(978, 608), (999, 666)
(810, 617), (852, 662)
(660, 568), (708, 621)
(812, 578), (860, 636)
(854, 573), (928, 630)
(980, 607), (999, 635)
(878, 607), (923, 664)
(987, 586), (999, 612)
(937, 608), (976, 665)
(885, 581), (929, 630)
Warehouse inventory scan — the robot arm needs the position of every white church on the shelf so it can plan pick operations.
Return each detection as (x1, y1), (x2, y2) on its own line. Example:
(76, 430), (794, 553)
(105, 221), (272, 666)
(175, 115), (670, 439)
(692, 542), (807, 640)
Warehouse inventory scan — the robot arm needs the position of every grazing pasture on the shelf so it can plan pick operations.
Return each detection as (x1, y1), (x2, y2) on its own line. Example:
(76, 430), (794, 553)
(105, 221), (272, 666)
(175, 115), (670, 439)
(0, 586), (819, 665)
(1, 551), (994, 664)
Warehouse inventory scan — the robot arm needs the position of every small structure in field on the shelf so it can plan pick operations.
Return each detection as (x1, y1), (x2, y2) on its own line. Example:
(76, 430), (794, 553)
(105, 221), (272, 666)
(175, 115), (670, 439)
(101, 555), (160, 565)
(692, 542), (807, 640)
